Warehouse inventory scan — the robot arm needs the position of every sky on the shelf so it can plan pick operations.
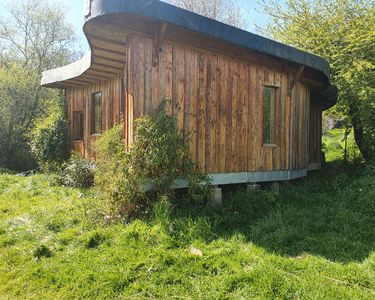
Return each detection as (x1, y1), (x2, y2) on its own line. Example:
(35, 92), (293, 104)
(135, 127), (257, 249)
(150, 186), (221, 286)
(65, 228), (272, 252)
(0, 0), (275, 53)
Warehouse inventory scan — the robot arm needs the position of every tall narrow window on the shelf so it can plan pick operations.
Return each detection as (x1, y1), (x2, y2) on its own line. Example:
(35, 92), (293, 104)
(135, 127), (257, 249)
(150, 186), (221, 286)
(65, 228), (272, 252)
(73, 111), (84, 140)
(263, 86), (277, 145)
(91, 92), (102, 134)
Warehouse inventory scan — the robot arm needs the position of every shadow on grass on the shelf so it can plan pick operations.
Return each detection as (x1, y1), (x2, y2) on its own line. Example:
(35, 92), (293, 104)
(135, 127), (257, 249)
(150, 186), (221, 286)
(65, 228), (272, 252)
(170, 162), (375, 263)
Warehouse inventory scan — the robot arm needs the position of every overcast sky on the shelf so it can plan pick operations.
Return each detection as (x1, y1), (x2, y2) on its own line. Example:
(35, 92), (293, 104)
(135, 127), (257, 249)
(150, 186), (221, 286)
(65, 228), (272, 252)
(0, 0), (276, 53)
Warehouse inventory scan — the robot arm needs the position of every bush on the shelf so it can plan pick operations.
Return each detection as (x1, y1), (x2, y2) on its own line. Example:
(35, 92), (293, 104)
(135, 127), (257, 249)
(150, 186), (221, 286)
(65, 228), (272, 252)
(29, 107), (69, 172)
(59, 155), (94, 189)
(95, 102), (212, 219)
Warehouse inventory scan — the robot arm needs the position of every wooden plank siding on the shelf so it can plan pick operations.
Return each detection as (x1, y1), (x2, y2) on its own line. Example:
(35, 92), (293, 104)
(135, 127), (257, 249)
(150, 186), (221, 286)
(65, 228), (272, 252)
(125, 34), (311, 174)
(65, 33), (321, 175)
(65, 73), (123, 157)
(309, 101), (323, 163)
(290, 82), (311, 170)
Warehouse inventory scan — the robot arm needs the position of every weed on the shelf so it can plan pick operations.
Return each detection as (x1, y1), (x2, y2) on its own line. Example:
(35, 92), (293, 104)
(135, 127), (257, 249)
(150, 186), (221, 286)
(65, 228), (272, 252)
(33, 244), (53, 260)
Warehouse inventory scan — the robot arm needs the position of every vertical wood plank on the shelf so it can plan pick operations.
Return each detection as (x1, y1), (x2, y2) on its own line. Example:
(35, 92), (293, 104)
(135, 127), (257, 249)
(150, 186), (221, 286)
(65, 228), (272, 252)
(209, 54), (218, 173)
(189, 50), (198, 163)
(144, 38), (153, 115)
(218, 55), (227, 173)
(226, 59), (234, 172)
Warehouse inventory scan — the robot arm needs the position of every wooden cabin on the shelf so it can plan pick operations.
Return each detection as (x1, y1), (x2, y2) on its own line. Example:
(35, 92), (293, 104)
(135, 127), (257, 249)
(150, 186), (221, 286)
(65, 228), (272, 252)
(41, 0), (336, 185)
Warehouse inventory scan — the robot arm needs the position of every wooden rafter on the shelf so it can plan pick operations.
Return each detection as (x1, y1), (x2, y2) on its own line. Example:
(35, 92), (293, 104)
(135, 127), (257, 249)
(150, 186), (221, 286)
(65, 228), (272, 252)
(93, 54), (125, 64)
(153, 22), (168, 66)
(92, 62), (123, 71)
(288, 66), (305, 96)
(93, 46), (126, 56)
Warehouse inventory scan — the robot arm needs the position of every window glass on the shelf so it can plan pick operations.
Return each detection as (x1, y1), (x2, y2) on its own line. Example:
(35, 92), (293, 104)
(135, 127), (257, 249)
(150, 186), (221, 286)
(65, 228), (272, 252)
(263, 86), (277, 144)
(73, 111), (84, 141)
(91, 92), (102, 134)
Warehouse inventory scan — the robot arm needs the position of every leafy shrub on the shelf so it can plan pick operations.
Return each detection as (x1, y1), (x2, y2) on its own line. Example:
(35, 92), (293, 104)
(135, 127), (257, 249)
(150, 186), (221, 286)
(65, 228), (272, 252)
(59, 155), (94, 189)
(95, 102), (212, 219)
(29, 108), (69, 172)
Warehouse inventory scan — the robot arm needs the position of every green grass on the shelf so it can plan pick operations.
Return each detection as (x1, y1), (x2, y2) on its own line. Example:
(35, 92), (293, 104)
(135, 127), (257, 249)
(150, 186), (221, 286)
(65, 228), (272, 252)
(1, 162), (375, 299)
(323, 128), (361, 163)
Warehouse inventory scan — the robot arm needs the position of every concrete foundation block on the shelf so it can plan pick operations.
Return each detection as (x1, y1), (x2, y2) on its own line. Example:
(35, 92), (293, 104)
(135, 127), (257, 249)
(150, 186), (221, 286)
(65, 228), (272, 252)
(247, 183), (260, 191)
(211, 187), (223, 206)
(271, 181), (280, 193)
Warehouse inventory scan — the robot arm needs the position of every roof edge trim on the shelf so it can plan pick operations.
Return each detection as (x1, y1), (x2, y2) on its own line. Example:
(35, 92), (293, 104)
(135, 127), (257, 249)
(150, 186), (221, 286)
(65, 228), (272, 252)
(87, 0), (330, 78)
(41, 52), (92, 87)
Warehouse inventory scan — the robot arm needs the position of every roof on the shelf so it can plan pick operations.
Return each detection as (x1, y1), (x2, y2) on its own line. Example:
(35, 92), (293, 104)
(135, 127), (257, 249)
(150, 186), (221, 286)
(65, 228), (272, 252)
(41, 0), (331, 88)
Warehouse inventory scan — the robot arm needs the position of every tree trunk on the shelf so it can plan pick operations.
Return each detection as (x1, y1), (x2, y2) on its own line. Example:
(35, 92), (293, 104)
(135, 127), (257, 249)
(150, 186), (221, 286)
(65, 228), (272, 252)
(348, 98), (373, 162)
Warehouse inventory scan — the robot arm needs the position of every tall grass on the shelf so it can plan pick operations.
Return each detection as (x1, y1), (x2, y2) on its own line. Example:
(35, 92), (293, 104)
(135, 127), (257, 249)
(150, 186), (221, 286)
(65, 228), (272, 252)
(0, 162), (374, 299)
(323, 128), (361, 163)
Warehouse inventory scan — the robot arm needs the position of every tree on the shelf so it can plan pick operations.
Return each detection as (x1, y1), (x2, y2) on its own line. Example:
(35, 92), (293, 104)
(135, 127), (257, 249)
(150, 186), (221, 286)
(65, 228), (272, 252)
(0, 0), (76, 72)
(259, 0), (375, 162)
(167, 0), (246, 28)
(0, 0), (77, 171)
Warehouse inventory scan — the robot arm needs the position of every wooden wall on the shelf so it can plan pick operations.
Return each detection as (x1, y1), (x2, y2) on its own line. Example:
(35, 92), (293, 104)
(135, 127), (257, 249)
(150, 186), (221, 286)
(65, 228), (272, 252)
(66, 73), (123, 157)
(309, 101), (323, 164)
(65, 33), (322, 175)
(290, 82), (310, 170)
(126, 33), (314, 174)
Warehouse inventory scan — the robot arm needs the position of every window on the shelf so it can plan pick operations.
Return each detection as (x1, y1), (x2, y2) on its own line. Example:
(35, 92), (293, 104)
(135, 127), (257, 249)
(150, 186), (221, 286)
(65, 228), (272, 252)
(263, 86), (277, 145)
(73, 111), (84, 141)
(91, 92), (102, 134)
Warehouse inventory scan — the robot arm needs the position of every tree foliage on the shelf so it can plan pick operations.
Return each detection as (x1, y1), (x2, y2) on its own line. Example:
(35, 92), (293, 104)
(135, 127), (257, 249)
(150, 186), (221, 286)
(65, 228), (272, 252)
(29, 105), (69, 172)
(260, 0), (375, 162)
(0, 0), (77, 171)
(167, 0), (246, 28)
(0, 0), (76, 72)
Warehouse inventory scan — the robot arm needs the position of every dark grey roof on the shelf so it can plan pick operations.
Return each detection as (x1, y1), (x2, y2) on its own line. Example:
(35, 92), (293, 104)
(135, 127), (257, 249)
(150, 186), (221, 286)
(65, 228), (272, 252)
(87, 0), (330, 78)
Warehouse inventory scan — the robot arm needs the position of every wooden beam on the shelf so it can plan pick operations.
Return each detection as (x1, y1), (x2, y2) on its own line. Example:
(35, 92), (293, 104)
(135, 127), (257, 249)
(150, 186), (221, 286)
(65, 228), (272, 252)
(153, 22), (168, 66)
(93, 54), (125, 64)
(87, 35), (126, 47)
(93, 46), (125, 56)
(65, 79), (91, 86)
(81, 74), (112, 81)
(288, 66), (305, 96)
(91, 62), (123, 71)
(86, 70), (116, 78)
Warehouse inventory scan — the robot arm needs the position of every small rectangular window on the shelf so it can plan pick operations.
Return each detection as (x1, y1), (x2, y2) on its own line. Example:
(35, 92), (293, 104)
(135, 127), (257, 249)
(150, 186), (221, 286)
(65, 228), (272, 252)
(263, 86), (277, 145)
(73, 111), (84, 141)
(91, 92), (102, 134)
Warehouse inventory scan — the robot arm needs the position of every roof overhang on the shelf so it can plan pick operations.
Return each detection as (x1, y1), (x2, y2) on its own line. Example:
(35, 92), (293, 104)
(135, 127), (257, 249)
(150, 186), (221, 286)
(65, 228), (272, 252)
(41, 0), (336, 108)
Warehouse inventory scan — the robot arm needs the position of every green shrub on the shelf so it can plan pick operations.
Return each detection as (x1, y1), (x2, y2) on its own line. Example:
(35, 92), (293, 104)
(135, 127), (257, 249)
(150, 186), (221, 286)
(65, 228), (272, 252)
(29, 108), (69, 172)
(95, 102), (212, 219)
(59, 155), (94, 189)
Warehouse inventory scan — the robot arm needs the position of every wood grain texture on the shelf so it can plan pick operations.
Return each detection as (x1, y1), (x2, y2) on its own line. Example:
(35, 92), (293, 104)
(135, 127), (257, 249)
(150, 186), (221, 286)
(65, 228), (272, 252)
(66, 33), (323, 175)
(65, 73), (123, 158)
(309, 101), (323, 163)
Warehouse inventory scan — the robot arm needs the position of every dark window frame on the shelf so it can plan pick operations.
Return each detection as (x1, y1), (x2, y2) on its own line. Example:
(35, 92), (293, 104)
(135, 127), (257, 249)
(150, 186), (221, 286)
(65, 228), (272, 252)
(91, 91), (102, 135)
(262, 85), (278, 146)
(72, 111), (84, 141)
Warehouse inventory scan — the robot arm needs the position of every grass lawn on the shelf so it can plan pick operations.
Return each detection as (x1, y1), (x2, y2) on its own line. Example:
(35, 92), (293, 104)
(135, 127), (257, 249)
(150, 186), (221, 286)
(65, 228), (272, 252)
(323, 128), (361, 163)
(1, 162), (375, 299)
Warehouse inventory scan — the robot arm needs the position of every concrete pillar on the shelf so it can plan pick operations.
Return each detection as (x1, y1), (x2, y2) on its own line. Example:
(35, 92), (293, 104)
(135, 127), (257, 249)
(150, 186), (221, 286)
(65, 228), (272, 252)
(211, 186), (222, 206)
(247, 183), (260, 191)
(271, 181), (280, 193)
